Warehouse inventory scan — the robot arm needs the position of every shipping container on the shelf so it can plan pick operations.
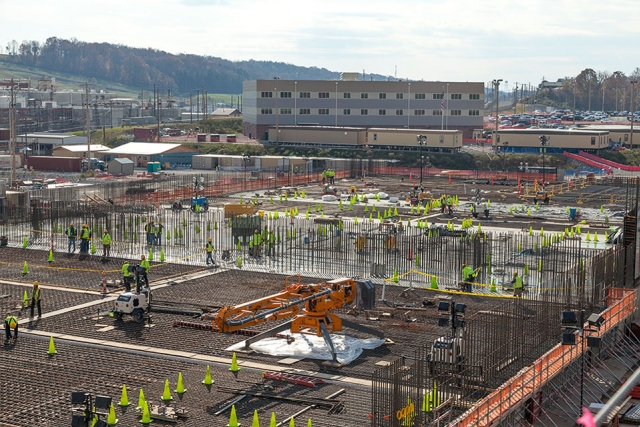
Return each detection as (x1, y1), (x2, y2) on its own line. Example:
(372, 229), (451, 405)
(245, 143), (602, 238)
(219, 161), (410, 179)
(210, 134), (220, 142)
(0, 128), (10, 140)
(26, 156), (82, 172)
(133, 128), (157, 141)
(226, 134), (237, 142)
(0, 155), (22, 169)
(197, 134), (207, 142)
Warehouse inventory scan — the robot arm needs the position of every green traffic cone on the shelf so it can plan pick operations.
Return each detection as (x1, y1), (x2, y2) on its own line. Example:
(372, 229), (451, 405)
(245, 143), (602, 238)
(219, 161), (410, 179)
(48, 249), (54, 263)
(107, 402), (118, 425)
(160, 249), (165, 262)
(289, 417), (295, 427)
(270, 413), (277, 427)
(23, 236), (27, 248)
(118, 385), (130, 407)
(140, 400), (151, 424)
(237, 256), (242, 268)
(229, 352), (240, 372)
(161, 379), (173, 401)
(175, 372), (186, 394)
(490, 278), (496, 292)
(91, 241), (96, 254)
(137, 389), (146, 409)
(202, 365), (214, 385)
(430, 276), (438, 289)
(252, 410), (260, 427)
(22, 290), (29, 307)
(47, 336), (57, 355)
(228, 405), (240, 427)
(393, 269), (399, 283)
(22, 261), (28, 275)
(307, 419), (312, 427)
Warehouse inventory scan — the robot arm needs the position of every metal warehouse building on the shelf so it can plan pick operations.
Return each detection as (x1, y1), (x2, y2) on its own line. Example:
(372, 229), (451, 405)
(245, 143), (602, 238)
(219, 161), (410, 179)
(105, 142), (199, 168)
(243, 77), (484, 140)
(491, 129), (610, 154)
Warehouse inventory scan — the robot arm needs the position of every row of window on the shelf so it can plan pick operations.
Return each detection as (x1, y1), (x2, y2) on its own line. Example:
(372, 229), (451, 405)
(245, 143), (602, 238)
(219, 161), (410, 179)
(262, 91), (482, 100)
(260, 108), (479, 116)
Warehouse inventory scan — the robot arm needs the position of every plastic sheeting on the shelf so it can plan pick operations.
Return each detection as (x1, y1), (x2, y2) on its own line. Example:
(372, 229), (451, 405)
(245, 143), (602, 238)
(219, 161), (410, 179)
(227, 333), (386, 365)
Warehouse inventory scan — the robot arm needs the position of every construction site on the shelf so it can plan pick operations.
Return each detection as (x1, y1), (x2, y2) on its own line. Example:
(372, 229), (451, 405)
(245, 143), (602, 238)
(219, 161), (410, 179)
(0, 166), (639, 427)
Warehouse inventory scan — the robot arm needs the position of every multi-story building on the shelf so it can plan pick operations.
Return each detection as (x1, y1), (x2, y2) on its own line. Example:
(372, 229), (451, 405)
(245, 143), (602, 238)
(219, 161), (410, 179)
(242, 77), (484, 140)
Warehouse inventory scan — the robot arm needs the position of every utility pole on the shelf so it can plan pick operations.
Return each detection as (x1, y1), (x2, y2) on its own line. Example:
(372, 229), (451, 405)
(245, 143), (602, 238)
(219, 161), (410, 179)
(630, 79), (637, 149)
(85, 83), (91, 171)
(9, 80), (17, 188)
(190, 91), (193, 124)
(156, 87), (161, 142)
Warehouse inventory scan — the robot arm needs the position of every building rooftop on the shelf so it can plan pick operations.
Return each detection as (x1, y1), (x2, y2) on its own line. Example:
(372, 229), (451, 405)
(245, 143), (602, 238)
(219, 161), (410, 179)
(106, 142), (184, 155)
(55, 144), (110, 152)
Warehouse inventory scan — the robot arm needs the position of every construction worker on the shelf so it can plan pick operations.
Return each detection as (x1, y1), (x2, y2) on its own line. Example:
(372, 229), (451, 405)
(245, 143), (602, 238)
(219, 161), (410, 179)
(155, 221), (164, 246)
(328, 168), (335, 184)
(145, 220), (155, 245)
(101, 229), (112, 259)
(205, 238), (214, 266)
(462, 264), (476, 293)
(140, 255), (150, 287)
(252, 228), (262, 257)
(321, 170), (327, 185)
(79, 224), (91, 255)
(4, 313), (17, 341)
(66, 222), (77, 254)
(511, 272), (523, 298)
(30, 281), (41, 318)
(122, 260), (132, 292)
(447, 196), (454, 215)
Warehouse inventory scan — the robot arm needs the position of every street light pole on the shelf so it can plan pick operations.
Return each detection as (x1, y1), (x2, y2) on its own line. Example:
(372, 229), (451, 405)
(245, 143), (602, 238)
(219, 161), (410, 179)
(493, 79), (503, 148)
(502, 141), (509, 172)
(539, 135), (550, 187)
(417, 135), (427, 192)
(630, 78), (637, 149)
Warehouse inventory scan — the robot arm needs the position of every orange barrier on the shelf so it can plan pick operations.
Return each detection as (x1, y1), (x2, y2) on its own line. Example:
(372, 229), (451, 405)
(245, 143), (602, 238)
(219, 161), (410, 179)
(452, 288), (636, 427)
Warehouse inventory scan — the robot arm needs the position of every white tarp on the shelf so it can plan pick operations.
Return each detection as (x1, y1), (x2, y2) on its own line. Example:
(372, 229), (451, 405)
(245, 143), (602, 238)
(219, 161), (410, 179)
(227, 333), (385, 365)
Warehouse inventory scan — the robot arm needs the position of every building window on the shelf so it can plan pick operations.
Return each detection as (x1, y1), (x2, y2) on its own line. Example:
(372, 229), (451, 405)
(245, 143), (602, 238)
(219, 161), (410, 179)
(300, 92), (310, 98)
(379, 109), (386, 115)
(280, 108), (292, 114)
(318, 108), (329, 115)
(591, 137), (596, 145)
(361, 93), (369, 99)
(343, 109), (351, 115)
(361, 109), (368, 115)
(432, 110), (442, 116)
(432, 93), (443, 100)
(379, 93), (386, 99)
(319, 92), (330, 99)
(396, 109), (404, 116)
(279, 92), (291, 98)
(396, 93), (404, 100)
(343, 92), (351, 99)
(300, 108), (310, 115)
(260, 91), (272, 98)
(469, 110), (480, 116)
(451, 93), (462, 100)
(451, 109), (462, 116)
(415, 93), (426, 99)
(414, 110), (425, 115)
(373, 134), (377, 141)
(260, 108), (273, 114)
(469, 93), (480, 100)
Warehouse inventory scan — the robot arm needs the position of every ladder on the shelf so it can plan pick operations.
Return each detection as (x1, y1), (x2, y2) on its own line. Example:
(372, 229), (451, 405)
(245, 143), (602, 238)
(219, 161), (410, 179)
(262, 371), (325, 388)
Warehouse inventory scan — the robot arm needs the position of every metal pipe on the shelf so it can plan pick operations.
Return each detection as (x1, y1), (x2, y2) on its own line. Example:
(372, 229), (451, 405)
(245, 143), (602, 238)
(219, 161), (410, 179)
(594, 364), (640, 425)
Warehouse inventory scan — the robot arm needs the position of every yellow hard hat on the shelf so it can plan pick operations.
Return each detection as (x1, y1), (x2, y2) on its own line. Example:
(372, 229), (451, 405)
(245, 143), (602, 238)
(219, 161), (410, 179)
(141, 255), (146, 260)
(462, 263), (467, 268)
(207, 238), (212, 242)
(513, 272), (518, 276)
(9, 319), (17, 328)
(33, 281), (39, 287)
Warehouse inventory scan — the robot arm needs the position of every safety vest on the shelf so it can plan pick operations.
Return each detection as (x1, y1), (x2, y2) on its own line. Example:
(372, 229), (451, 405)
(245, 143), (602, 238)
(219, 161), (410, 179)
(5, 316), (17, 329)
(462, 266), (475, 281)
(81, 228), (91, 240)
(206, 242), (213, 253)
(67, 227), (76, 238)
(122, 263), (130, 277)
(140, 260), (150, 273)
(102, 233), (111, 245)
(156, 224), (163, 234)
(32, 288), (40, 301)
(514, 275), (523, 289)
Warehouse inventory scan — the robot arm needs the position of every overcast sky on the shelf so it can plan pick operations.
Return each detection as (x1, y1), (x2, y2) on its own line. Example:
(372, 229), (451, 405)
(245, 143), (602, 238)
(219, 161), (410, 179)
(2, 0), (639, 90)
